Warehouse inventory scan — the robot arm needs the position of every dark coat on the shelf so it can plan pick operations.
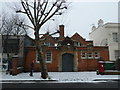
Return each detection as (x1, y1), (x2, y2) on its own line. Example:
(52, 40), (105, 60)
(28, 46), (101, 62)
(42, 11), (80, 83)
(7, 57), (12, 71)
(30, 62), (34, 70)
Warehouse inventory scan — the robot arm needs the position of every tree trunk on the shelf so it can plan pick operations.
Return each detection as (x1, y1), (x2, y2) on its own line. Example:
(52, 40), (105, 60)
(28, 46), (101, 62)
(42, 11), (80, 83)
(37, 46), (48, 79)
(34, 29), (48, 79)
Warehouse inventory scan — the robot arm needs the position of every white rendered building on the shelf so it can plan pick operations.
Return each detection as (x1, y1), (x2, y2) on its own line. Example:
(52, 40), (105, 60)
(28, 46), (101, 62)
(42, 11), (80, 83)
(89, 19), (120, 61)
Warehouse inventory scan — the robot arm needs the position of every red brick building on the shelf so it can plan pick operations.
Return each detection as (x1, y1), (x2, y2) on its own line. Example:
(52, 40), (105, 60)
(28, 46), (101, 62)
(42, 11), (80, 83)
(24, 25), (109, 72)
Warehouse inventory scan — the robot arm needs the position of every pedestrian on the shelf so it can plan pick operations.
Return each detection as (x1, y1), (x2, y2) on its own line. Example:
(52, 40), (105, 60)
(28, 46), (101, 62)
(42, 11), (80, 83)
(6, 55), (12, 74)
(30, 60), (34, 76)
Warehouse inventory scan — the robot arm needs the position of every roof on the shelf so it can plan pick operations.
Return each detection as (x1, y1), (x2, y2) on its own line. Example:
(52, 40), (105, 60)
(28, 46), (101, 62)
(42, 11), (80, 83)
(103, 23), (120, 28)
(89, 22), (120, 34)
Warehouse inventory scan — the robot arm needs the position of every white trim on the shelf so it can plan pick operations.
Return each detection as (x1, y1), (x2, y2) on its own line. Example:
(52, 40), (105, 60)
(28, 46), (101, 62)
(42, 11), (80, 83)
(94, 57), (100, 59)
(81, 52), (86, 59)
(35, 52), (40, 63)
(112, 33), (118, 42)
(94, 52), (100, 59)
(46, 51), (52, 63)
(81, 57), (87, 59)
(88, 52), (93, 59)
(88, 57), (93, 59)
(17, 67), (23, 70)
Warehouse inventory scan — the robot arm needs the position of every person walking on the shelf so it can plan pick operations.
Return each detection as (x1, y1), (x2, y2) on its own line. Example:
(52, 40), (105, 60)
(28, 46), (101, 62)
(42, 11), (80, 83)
(6, 55), (12, 74)
(30, 60), (34, 76)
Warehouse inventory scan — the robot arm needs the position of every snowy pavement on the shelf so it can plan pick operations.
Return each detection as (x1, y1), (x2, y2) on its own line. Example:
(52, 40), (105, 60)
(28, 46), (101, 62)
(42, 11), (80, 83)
(0, 72), (120, 83)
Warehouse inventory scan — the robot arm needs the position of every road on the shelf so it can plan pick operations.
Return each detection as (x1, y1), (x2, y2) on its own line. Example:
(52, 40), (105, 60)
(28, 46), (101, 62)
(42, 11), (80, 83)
(1, 81), (120, 89)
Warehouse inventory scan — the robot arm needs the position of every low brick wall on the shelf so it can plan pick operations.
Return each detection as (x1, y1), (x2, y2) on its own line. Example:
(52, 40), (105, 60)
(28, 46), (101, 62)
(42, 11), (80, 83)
(17, 67), (23, 74)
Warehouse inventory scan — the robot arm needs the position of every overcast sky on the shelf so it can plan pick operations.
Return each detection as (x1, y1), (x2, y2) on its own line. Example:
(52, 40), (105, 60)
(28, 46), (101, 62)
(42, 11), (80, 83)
(0, 0), (119, 40)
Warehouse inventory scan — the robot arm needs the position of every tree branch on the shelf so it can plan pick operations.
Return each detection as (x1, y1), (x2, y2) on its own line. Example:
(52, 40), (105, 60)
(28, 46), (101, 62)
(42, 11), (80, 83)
(26, 1), (35, 24)
(39, 1), (58, 24)
(16, 10), (27, 14)
(41, 2), (63, 26)
(16, 23), (34, 30)
(34, 0), (37, 25)
(20, 0), (35, 28)
(38, 0), (48, 24)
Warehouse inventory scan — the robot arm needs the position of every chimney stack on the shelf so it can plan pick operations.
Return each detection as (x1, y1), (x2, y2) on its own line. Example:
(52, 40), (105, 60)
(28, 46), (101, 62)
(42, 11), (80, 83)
(59, 25), (64, 38)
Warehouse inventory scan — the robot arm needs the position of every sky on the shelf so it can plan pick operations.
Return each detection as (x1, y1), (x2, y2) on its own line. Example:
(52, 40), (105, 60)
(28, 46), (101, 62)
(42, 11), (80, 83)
(0, 0), (119, 40)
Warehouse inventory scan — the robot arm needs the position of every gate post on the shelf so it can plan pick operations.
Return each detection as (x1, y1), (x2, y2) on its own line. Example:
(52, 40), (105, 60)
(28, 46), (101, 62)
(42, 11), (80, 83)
(74, 51), (78, 71)
(12, 55), (18, 75)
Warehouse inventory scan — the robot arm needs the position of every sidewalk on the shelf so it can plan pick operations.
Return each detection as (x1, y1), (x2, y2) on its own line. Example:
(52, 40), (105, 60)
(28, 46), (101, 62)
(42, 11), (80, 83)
(1, 72), (120, 83)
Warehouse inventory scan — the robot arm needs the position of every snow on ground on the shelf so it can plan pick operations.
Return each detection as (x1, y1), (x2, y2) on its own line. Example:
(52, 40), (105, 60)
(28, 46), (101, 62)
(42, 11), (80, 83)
(1, 72), (120, 82)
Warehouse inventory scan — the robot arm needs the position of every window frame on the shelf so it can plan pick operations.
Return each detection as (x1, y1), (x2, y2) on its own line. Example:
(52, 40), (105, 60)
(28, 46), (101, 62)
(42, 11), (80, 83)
(46, 51), (52, 63)
(35, 52), (39, 63)
(114, 50), (120, 59)
(112, 33), (118, 42)
(94, 52), (100, 59)
(81, 52), (86, 59)
(74, 41), (81, 47)
(88, 52), (93, 59)
(44, 42), (51, 46)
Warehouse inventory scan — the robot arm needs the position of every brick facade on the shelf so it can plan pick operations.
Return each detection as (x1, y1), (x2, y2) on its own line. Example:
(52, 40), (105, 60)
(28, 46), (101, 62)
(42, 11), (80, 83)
(23, 25), (109, 72)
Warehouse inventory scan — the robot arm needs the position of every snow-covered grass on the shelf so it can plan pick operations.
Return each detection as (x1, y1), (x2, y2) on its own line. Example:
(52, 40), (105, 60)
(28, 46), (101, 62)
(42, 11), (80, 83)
(1, 72), (120, 82)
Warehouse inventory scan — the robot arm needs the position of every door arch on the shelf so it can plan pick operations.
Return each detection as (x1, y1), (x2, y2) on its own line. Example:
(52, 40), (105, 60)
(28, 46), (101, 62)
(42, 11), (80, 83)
(62, 53), (74, 72)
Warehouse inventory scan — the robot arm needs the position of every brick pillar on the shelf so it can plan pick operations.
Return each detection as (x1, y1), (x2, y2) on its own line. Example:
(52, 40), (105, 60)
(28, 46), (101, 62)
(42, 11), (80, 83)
(74, 51), (78, 71)
(12, 55), (18, 75)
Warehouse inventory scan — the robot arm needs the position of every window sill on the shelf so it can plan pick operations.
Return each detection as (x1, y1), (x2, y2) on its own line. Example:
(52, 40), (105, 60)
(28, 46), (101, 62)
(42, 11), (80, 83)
(94, 57), (100, 59)
(88, 57), (93, 59)
(46, 61), (52, 63)
(81, 57), (87, 59)
(36, 61), (40, 64)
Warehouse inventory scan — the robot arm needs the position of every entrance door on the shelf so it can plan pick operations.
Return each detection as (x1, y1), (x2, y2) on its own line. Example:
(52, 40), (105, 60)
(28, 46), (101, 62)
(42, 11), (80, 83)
(62, 53), (74, 72)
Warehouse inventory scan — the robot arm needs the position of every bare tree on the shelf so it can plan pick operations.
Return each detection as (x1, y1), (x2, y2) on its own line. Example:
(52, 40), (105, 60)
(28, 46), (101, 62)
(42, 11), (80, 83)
(0, 14), (28, 35)
(0, 13), (29, 70)
(16, 0), (68, 79)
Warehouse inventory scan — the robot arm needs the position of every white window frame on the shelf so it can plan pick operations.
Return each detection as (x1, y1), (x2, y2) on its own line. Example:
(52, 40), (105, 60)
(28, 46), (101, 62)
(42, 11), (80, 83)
(112, 33), (118, 42)
(88, 52), (93, 59)
(81, 52), (86, 59)
(46, 51), (52, 63)
(74, 41), (81, 47)
(36, 52), (39, 63)
(94, 52), (100, 59)
(115, 50), (120, 60)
